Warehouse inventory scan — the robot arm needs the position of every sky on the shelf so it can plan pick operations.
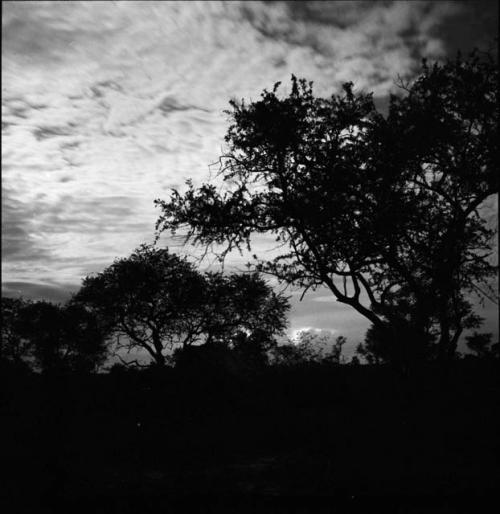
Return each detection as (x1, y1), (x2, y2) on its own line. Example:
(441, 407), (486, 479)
(2, 0), (498, 355)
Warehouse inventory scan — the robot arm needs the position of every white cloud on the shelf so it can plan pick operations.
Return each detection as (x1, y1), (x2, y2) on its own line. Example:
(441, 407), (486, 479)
(312, 295), (338, 303)
(289, 326), (336, 342)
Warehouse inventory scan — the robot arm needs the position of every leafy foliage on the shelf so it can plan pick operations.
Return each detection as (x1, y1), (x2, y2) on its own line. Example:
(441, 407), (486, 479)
(156, 51), (498, 364)
(268, 330), (347, 366)
(74, 245), (289, 366)
(74, 245), (206, 366)
(465, 331), (496, 358)
(201, 271), (289, 345)
(1, 297), (109, 373)
(1, 297), (31, 366)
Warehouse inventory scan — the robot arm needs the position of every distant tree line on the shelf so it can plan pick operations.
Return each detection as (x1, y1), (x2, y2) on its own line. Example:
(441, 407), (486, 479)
(1, 245), (292, 373)
(1, 296), (109, 373)
(355, 322), (498, 365)
(2, 239), (496, 374)
(2, 242), (368, 374)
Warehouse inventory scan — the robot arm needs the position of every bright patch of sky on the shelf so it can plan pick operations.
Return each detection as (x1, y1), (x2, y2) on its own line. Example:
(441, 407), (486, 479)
(2, 1), (498, 350)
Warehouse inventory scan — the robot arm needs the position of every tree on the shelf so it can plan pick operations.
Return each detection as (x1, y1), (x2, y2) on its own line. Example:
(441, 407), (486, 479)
(155, 50), (498, 365)
(172, 271), (290, 371)
(267, 330), (347, 366)
(374, 50), (498, 361)
(330, 335), (347, 364)
(268, 342), (309, 367)
(356, 324), (398, 365)
(231, 328), (275, 369)
(465, 332), (495, 358)
(1, 297), (33, 368)
(61, 302), (111, 372)
(201, 271), (289, 346)
(1, 298), (109, 373)
(74, 245), (289, 367)
(73, 245), (206, 367)
(294, 330), (346, 364)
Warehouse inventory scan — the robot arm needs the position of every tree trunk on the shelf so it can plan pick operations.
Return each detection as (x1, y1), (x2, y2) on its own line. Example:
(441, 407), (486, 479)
(448, 327), (463, 360)
(152, 329), (165, 366)
(438, 314), (451, 364)
(152, 350), (165, 367)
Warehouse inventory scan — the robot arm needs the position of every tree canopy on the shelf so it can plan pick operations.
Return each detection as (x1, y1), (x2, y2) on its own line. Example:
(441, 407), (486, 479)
(155, 50), (498, 364)
(465, 331), (496, 359)
(0, 297), (109, 373)
(1, 297), (33, 369)
(74, 245), (289, 366)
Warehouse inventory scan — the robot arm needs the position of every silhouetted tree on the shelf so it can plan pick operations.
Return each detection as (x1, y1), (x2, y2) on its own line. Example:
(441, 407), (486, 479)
(23, 301), (67, 372)
(62, 302), (111, 372)
(231, 328), (275, 369)
(465, 331), (495, 358)
(74, 245), (206, 367)
(200, 271), (289, 346)
(74, 245), (289, 367)
(356, 324), (393, 365)
(1, 297), (33, 367)
(172, 340), (238, 375)
(295, 330), (346, 364)
(1, 298), (109, 373)
(268, 331), (347, 366)
(268, 342), (309, 367)
(356, 322), (438, 365)
(293, 330), (330, 363)
(331, 335), (347, 364)
(172, 272), (289, 372)
(373, 50), (498, 361)
(155, 50), (498, 365)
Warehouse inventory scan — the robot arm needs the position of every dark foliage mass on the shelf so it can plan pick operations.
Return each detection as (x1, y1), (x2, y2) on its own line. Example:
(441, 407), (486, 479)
(465, 331), (499, 358)
(1, 296), (108, 373)
(2, 359), (499, 511)
(156, 50), (498, 367)
(73, 245), (289, 367)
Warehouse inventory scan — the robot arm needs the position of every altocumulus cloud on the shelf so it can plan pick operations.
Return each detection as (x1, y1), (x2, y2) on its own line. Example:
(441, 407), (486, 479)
(2, 1), (497, 346)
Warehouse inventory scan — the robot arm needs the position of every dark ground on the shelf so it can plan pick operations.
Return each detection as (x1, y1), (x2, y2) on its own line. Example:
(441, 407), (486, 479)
(1, 359), (499, 513)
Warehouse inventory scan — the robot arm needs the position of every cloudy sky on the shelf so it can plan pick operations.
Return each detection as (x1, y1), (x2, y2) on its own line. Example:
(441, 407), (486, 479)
(2, 0), (498, 352)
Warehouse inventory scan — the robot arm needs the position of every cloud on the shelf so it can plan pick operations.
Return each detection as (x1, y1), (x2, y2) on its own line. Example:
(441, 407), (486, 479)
(233, 0), (471, 96)
(2, 181), (156, 285)
(290, 326), (337, 342)
(312, 295), (337, 303)
(285, 287), (371, 356)
(2, 281), (77, 304)
(1, 185), (54, 263)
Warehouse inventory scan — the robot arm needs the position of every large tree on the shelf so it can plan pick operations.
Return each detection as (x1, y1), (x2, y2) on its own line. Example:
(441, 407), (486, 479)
(74, 245), (205, 367)
(74, 245), (289, 366)
(155, 50), (498, 364)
